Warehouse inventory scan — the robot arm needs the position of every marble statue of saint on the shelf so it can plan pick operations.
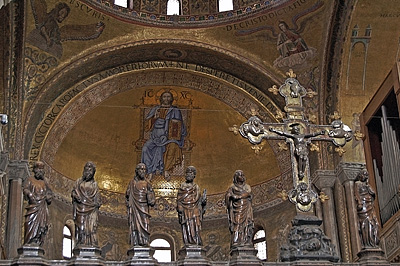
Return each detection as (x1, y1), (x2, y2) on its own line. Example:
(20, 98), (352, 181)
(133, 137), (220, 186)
(126, 163), (156, 247)
(225, 170), (254, 248)
(177, 166), (207, 246)
(72, 161), (101, 246)
(355, 168), (380, 248)
(23, 161), (53, 246)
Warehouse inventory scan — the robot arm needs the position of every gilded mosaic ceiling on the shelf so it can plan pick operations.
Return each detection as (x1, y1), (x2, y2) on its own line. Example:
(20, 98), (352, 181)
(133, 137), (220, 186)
(18, 0), (400, 217)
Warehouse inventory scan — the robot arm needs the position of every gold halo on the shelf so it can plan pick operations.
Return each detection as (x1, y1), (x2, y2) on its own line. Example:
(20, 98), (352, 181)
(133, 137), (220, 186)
(156, 89), (179, 104)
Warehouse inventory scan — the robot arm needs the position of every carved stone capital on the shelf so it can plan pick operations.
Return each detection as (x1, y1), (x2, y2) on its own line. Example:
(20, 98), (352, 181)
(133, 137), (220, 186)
(7, 160), (29, 182)
(336, 162), (365, 185)
(312, 170), (336, 190)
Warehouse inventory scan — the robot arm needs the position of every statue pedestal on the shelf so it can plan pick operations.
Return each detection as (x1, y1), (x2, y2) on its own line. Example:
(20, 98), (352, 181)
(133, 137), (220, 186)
(357, 248), (388, 265)
(12, 245), (49, 266)
(280, 215), (339, 262)
(17, 245), (45, 258)
(125, 246), (159, 266)
(177, 246), (210, 266)
(67, 246), (104, 266)
(229, 246), (262, 266)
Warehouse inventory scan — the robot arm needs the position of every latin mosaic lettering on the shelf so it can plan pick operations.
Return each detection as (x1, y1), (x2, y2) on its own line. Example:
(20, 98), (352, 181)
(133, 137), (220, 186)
(112, 67), (120, 74)
(34, 134), (45, 144)
(43, 118), (53, 126)
(46, 113), (57, 121)
(38, 125), (48, 134)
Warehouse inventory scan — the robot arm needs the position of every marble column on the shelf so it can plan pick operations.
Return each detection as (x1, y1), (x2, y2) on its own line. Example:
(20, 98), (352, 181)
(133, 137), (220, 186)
(336, 162), (364, 260)
(313, 170), (340, 259)
(5, 160), (29, 259)
(0, 151), (9, 259)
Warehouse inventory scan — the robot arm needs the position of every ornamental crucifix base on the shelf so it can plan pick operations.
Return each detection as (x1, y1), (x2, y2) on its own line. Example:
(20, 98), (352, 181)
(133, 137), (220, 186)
(280, 215), (339, 262)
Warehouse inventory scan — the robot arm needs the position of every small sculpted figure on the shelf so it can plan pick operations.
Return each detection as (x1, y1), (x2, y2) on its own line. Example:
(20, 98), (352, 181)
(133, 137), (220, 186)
(242, 116), (264, 137)
(126, 163), (156, 247)
(328, 120), (352, 142)
(269, 124), (324, 179)
(177, 166), (207, 246)
(225, 170), (254, 248)
(295, 182), (313, 206)
(72, 161), (101, 246)
(355, 169), (380, 248)
(23, 161), (53, 246)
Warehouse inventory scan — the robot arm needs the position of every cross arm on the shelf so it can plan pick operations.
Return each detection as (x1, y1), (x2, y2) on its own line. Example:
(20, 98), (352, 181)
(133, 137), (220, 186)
(239, 116), (286, 145)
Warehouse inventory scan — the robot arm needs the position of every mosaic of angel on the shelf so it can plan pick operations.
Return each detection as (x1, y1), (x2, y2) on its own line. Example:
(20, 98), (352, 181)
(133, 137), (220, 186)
(27, 0), (105, 59)
(236, 2), (323, 68)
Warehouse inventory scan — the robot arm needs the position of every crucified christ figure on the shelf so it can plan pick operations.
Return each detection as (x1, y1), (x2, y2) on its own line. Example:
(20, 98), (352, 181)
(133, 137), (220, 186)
(269, 123), (325, 180)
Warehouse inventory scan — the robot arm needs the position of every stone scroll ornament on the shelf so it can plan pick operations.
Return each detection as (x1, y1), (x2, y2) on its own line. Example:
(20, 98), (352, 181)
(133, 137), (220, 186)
(239, 70), (353, 212)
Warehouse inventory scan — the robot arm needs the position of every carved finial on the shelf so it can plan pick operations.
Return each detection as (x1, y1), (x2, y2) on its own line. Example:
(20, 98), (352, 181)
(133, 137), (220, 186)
(277, 142), (288, 152)
(286, 69), (296, 78)
(335, 146), (346, 156)
(278, 190), (288, 201)
(275, 110), (285, 120)
(306, 89), (318, 98)
(354, 130), (364, 141)
(309, 143), (320, 152)
(329, 111), (342, 122)
(319, 192), (329, 203)
(268, 85), (279, 95)
(251, 144), (263, 154)
(229, 125), (239, 135)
